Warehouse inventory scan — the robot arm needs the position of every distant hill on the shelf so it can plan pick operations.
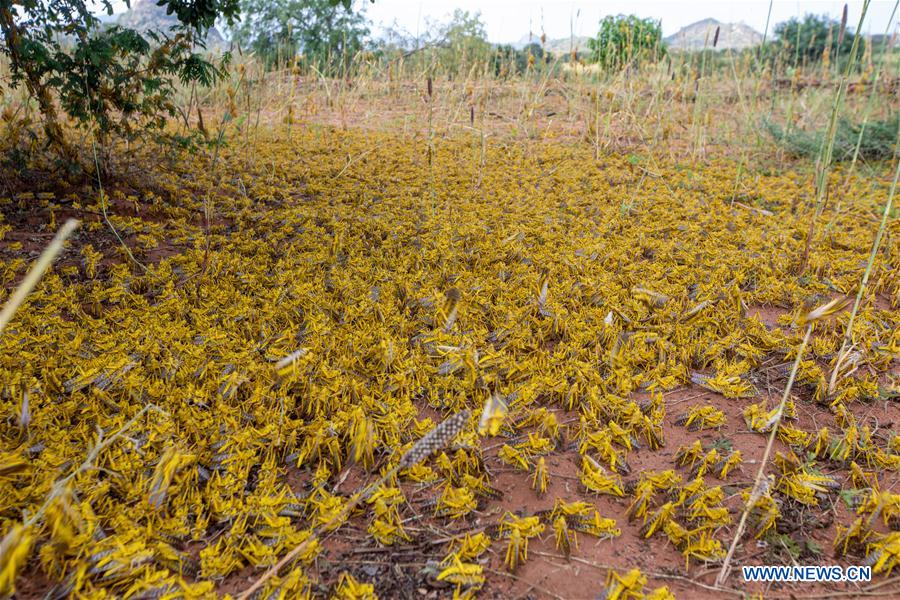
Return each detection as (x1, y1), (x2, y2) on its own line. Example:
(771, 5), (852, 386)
(117, 0), (228, 52)
(509, 18), (763, 56)
(665, 18), (762, 51)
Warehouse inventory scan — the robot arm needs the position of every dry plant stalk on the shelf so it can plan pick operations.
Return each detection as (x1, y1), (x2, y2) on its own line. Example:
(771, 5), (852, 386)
(716, 324), (812, 586)
(828, 146), (900, 395)
(236, 409), (471, 599)
(825, 0), (899, 235)
(0, 218), (79, 337)
(800, 0), (871, 273)
(0, 403), (164, 595)
(716, 298), (849, 587)
(23, 404), (164, 528)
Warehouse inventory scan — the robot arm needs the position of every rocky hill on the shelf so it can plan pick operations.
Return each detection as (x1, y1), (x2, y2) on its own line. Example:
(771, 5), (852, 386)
(511, 17), (763, 56)
(665, 18), (762, 51)
(117, 0), (228, 52)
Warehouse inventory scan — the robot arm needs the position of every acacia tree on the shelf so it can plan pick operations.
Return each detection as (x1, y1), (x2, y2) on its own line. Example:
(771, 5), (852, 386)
(0, 1), (242, 156)
(437, 9), (491, 74)
(231, 0), (369, 70)
(374, 9), (489, 77)
(588, 15), (665, 71)
(774, 14), (858, 69)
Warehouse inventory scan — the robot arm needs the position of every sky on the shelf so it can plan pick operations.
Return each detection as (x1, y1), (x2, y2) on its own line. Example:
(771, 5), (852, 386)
(103, 1), (899, 44)
(365, 1), (898, 42)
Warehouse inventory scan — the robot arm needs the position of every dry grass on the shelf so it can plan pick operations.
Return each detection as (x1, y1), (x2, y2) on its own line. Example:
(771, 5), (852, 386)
(183, 52), (897, 167)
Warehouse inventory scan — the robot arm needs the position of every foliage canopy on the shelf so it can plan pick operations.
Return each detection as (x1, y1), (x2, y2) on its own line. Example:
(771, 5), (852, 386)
(773, 13), (858, 68)
(428, 10), (492, 76)
(0, 0), (241, 155)
(231, 0), (370, 69)
(587, 15), (665, 70)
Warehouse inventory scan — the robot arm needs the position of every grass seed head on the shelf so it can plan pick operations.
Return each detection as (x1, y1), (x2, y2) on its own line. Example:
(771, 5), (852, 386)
(400, 409), (471, 468)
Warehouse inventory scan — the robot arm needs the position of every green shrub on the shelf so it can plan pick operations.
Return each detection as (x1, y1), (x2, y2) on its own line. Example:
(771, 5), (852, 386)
(774, 14), (860, 68)
(587, 15), (665, 71)
(231, 0), (369, 71)
(765, 115), (898, 161)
